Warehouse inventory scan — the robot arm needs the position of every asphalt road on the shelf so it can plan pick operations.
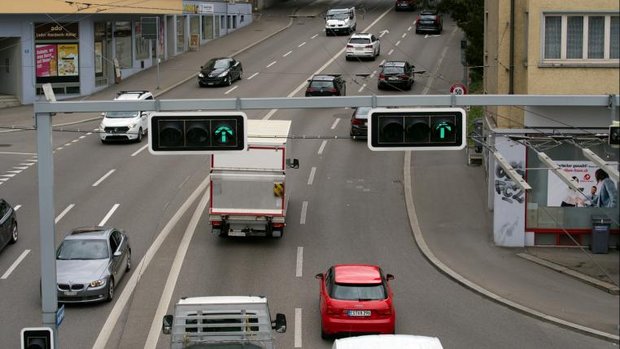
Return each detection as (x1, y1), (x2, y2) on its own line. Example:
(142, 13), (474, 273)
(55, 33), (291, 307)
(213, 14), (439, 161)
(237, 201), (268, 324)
(0, 0), (615, 348)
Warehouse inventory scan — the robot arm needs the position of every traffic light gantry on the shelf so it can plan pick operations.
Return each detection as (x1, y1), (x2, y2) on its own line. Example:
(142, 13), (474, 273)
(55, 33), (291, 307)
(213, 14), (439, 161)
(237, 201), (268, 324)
(368, 107), (467, 151)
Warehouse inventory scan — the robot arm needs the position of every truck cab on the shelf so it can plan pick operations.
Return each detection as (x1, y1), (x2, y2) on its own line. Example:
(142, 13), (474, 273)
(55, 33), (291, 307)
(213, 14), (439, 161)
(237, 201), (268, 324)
(325, 7), (357, 36)
(162, 296), (287, 349)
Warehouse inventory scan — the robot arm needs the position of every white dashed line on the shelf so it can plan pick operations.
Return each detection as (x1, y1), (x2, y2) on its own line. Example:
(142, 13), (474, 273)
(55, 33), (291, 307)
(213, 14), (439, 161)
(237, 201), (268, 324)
(402, 33), (407, 38)
(0, 178), (9, 182)
(318, 140), (327, 155)
(300, 201), (308, 225)
(358, 83), (367, 93)
(330, 118), (340, 130)
(379, 31), (387, 38)
(64, 143), (71, 147)
(296, 247), (303, 277)
(396, 40), (401, 46)
(55, 204), (75, 223)
(266, 61), (277, 68)
(131, 145), (148, 157)
(307, 167), (316, 185)
(263, 109), (278, 120)
(99, 203), (119, 226)
(283, 50), (292, 57)
(247, 72), (259, 80)
(93, 169), (116, 187)
(388, 48), (394, 55)
(79, 135), (86, 139)
(224, 86), (238, 94)
(1, 249), (30, 280)
(7, 170), (22, 174)
(1, 174), (16, 178)
(370, 71), (377, 78)
(408, 26), (412, 31)
(72, 139), (79, 143)
(294, 308), (302, 348)
(311, 34), (318, 39)
(298, 42), (306, 47)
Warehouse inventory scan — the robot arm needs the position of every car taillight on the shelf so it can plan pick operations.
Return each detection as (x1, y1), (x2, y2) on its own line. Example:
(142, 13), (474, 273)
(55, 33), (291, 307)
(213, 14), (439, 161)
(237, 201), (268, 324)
(326, 305), (339, 315)
(272, 223), (285, 229)
(327, 88), (337, 93)
(377, 308), (392, 316)
(211, 221), (222, 227)
(435, 17), (440, 24)
(379, 73), (385, 80)
(400, 74), (409, 80)
(347, 44), (354, 48)
(351, 117), (364, 126)
(365, 45), (373, 48)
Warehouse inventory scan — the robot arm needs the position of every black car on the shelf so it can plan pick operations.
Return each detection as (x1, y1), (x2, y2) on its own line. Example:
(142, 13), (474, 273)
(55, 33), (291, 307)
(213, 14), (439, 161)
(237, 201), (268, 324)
(305, 75), (347, 96)
(0, 199), (18, 252)
(415, 10), (443, 34)
(198, 57), (243, 87)
(350, 107), (371, 139)
(395, 0), (416, 11)
(377, 61), (415, 90)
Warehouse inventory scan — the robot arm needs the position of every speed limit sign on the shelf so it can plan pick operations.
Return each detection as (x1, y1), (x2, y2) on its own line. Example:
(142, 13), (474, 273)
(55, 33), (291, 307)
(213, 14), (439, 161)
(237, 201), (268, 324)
(450, 82), (467, 95)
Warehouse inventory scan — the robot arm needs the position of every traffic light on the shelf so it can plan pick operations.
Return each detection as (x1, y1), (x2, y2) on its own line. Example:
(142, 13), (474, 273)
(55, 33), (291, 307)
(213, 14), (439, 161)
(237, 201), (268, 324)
(21, 327), (54, 349)
(368, 107), (466, 151)
(149, 112), (247, 154)
(609, 122), (619, 146)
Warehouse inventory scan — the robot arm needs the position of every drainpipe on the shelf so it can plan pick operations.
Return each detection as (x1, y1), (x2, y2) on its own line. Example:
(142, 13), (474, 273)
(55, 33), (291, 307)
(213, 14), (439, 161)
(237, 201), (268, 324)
(509, 0), (515, 94)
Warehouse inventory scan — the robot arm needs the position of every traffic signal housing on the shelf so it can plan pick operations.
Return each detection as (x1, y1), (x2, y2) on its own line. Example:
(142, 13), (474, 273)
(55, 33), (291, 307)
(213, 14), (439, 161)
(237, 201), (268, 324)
(368, 107), (467, 151)
(21, 327), (54, 349)
(610, 122), (619, 146)
(149, 111), (247, 154)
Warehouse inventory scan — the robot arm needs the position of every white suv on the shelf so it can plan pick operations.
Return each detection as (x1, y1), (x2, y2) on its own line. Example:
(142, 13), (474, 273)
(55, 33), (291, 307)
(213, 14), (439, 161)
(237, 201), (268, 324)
(99, 90), (153, 143)
(345, 33), (380, 61)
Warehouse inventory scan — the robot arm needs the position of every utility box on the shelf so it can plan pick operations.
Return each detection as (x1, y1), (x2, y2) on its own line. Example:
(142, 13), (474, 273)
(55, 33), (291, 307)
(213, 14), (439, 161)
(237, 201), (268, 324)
(591, 215), (611, 254)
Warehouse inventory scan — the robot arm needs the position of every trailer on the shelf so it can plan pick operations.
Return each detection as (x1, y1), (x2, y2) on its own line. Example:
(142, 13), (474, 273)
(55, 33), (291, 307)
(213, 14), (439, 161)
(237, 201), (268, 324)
(209, 120), (297, 238)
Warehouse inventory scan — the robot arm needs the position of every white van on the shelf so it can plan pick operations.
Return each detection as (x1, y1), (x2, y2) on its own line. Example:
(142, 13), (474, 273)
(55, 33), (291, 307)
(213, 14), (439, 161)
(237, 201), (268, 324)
(325, 7), (356, 35)
(332, 334), (444, 349)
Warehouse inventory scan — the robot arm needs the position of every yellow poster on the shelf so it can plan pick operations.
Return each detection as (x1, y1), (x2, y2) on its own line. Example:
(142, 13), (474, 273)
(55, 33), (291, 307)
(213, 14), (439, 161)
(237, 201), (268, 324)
(57, 44), (79, 76)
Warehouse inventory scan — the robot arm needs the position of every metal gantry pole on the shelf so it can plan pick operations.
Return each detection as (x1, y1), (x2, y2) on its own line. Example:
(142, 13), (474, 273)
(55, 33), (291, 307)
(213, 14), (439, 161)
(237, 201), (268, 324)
(36, 112), (59, 348)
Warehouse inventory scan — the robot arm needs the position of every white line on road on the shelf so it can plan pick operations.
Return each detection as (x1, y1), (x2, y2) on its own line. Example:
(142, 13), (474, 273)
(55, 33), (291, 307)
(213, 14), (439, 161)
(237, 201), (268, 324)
(14, 205), (21, 211)
(300, 201), (308, 225)
(388, 48), (394, 55)
(92, 177), (210, 349)
(131, 144), (148, 157)
(358, 83), (367, 93)
(92, 169), (116, 187)
(330, 118), (340, 130)
(266, 61), (277, 68)
(98, 203), (119, 226)
(247, 72), (259, 80)
(395, 40), (401, 46)
(311, 34), (318, 39)
(1, 249), (30, 280)
(55, 204), (75, 224)
(64, 142), (72, 147)
(0, 178), (8, 182)
(0, 151), (37, 155)
(295, 308), (302, 348)
(263, 109), (278, 120)
(72, 139), (79, 143)
(423, 27), (457, 94)
(225, 86), (239, 94)
(408, 26), (412, 31)
(79, 135), (86, 139)
(283, 50), (292, 57)
(7, 170), (22, 174)
(308, 167), (316, 185)
(370, 71), (377, 79)
(17, 164), (32, 168)
(1, 174), (16, 178)
(402, 32), (407, 38)
(296, 247), (303, 277)
(318, 140), (327, 155)
(298, 42), (306, 47)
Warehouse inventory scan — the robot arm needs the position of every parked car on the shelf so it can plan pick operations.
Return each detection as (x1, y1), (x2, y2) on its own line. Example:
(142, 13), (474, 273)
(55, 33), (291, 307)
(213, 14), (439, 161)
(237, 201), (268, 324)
(377, 61), (415, 91)
(395, 0), (417, 11)
(415, 10), (443, 34)
(198, 57), (243, 87)
(0, 199), (18, 252)
(99, 90), (153, 143)
(305, 75), (347, 96)
(350, 107), (371, 139)
(316, 264), (395, 338)
(346, 33), (380, 61)
(55, 226), (131, 303)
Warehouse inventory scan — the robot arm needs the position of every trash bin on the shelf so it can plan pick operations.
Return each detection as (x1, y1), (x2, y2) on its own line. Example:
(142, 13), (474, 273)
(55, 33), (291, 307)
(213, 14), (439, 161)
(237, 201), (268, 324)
(591, 215), (611, 254)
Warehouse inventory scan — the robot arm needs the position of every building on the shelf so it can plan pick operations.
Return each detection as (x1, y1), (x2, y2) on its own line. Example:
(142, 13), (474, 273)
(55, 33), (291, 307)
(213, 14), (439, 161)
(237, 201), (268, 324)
(0, 0), (253, 105)
(484, 0), (619, 247)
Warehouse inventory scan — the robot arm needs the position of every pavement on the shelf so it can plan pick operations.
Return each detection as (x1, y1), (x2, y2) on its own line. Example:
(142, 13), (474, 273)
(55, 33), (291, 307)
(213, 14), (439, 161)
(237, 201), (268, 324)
(1, 4), (618, 344)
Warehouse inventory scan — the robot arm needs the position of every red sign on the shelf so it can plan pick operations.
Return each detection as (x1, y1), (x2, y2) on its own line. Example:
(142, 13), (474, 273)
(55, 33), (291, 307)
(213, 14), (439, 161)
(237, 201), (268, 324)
(450, 82), (467, 95)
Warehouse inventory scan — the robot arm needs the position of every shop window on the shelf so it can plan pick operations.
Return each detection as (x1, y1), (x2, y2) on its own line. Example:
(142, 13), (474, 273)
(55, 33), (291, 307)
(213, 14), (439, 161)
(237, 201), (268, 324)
(114, 21), (132, 68)
(135, 21), (150, 60)
(202, 15), (213, 40)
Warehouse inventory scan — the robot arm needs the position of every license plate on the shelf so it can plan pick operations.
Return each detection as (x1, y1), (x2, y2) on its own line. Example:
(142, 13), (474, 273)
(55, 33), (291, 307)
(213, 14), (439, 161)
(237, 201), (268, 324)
(355, 47), (363, 51)
(347, 310), (371, 317)
(388, 77), (398, 80)
(64, 291), (77, 296)
(228, 231), (246, 237)
(208, 82), (215, 85)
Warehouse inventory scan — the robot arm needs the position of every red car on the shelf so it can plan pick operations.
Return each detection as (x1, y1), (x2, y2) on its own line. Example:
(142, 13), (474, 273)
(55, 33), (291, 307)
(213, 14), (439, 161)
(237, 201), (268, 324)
(316, 264), (395, 338)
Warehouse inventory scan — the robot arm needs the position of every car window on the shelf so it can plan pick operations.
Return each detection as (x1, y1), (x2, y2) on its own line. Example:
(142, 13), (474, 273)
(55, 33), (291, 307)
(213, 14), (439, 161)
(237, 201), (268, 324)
(354, 107), (371, 119)
(349, 38), (370, 45)
(383, 66), (404, 74)
(310, 80), (334, 89)
(331, 283), (387, 300)
(213, 60), (230, 69)
(57, 239), (109, 260)
(328, 13), (349, 20)
(109, 234), (118, 253)
(105, 111), (139, 118)
(0, 200), (7, 216)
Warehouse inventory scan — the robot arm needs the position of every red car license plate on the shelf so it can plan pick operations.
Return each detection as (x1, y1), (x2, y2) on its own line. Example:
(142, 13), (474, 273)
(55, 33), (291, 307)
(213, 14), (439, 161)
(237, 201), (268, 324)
(347, 310), (371, 317)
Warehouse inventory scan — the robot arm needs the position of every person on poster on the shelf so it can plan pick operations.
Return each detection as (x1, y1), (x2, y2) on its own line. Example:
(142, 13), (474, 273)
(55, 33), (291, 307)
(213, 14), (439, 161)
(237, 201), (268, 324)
(561, 177), (586, 207)
(593, 169), (618, 208)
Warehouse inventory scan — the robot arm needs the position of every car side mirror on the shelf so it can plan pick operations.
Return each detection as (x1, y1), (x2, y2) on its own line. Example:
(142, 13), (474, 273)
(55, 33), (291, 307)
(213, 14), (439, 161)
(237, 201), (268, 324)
(162, 315), (173, 335)
(386, 274), (395, 281)
(272, 313), (287, 333)
(114, 250), (122, 257)
(286, 158), (299, 169)
(315, 273), (324, 279)
(100, 112), (105, 117)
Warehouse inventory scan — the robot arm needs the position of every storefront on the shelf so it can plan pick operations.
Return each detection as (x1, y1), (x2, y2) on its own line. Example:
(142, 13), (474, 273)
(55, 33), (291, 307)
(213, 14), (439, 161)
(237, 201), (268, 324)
(34, 22), (81, 96)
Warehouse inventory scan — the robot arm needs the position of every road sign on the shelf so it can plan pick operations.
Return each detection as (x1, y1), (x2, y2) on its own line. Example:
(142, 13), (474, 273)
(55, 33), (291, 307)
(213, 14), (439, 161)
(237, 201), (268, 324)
(450, 82), (467, 95)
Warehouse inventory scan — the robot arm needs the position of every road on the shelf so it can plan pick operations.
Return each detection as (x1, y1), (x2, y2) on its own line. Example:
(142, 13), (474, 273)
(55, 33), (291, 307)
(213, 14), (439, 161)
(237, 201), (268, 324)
(0, 0), (614, 348)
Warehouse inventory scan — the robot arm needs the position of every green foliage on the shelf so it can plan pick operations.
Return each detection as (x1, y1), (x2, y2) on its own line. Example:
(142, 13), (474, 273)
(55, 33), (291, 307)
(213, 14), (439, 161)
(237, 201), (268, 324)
(438, 0), (484, 76)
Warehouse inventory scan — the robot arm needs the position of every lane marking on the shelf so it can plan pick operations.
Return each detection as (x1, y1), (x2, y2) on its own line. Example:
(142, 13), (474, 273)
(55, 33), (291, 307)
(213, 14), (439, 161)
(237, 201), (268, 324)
(311, 34), (318, 39)
(379, 31), (387, 38)
(224, 86), (239, 95)
(263, 109), (278, 120)
(308, 167), (316, 185)
(1, 174), (16, 178)
(296, 247), (303, 277)
(408, 26), (412, 31)
(247, 72), (259, 80)
(0, 151), (37, 155)
(423, 27), (457, 94)
(318, 140), (327, 155)
(388, 48), (394, 55)
(330, 118), (340, 130)
(144, 180), (211, 349)
(17, 164), (32, 167)
(64, 143), (72, 147)
(92, 176), (211, 349)
(358, 83), (367, 93)
(294, 308), (302, 348)
(266, 61), (277, 68)
(98, 203), (119, 226)
(370, 71), (376, 78)
(72, 139), (79, 143)
(131, 145), (148, 157)
(283, 50), (292, 57)
(0, 178), (8, 182)
(1, 249), (31, 280)
(79, 135), (86, 139)
(396, 40), (401, 46)
(92, 169), (116, 187)
(402, 32), (407, 38)
(298, 42), (306, 47)
(7, 170), (22, 174)
(55, 204), (75, 224)
(300, 201), (308, 225)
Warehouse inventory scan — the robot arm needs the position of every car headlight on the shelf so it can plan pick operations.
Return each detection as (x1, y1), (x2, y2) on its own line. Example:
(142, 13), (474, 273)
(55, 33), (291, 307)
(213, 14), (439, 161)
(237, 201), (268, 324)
(89, 279), (106, 288)
(218, 71), (229, 78)
(198, 72), (204, 78)
(128, 122), (137, 129)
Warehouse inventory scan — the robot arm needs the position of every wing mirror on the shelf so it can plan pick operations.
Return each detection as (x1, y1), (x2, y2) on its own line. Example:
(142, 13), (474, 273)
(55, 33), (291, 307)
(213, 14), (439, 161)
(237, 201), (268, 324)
(286, 158), (299, 169)
(386, 273), (395, 281)
(162, 315), (173, 335)
(272, 313), (287, 333)
(315, 273), (324, 279)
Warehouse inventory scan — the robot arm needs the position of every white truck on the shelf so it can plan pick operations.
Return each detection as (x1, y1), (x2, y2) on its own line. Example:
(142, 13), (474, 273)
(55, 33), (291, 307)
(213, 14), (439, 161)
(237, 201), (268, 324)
(325, 7), (357, 36)
(209, 120), (298, 238)
(162, 296), (287, 349)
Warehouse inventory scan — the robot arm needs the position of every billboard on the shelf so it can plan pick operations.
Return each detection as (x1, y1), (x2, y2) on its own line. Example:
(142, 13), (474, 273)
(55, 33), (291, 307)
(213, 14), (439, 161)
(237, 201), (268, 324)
(547, 161), (619, 208)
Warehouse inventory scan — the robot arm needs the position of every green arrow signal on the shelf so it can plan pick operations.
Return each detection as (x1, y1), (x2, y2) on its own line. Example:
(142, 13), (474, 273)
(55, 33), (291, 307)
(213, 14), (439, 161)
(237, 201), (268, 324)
(214, 125), (234, 143)
(435, 122), (452, 139)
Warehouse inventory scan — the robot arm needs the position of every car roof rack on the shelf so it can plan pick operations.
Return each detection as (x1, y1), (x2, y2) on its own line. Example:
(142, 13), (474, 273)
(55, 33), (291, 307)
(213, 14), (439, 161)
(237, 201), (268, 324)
(117, 90), (150, 96)
(70, 226), (106, 235)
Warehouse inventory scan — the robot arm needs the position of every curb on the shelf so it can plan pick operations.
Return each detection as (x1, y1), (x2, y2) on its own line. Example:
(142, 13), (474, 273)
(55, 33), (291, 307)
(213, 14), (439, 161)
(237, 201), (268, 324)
(517, 253), (620, 295)
(403, 153), (620, 344)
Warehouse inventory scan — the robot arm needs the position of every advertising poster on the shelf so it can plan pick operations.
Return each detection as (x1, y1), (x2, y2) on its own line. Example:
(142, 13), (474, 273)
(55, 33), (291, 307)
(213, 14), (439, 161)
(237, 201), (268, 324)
(35, 44), (57, 77)
(547, 161), (619, 208)
(57, 44), (79, 76)
(95, 42), (103, 74)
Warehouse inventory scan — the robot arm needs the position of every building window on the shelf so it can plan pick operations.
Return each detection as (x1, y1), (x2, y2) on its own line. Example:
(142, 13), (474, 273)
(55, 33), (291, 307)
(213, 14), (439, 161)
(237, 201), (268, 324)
(543, 13), (620, 63)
